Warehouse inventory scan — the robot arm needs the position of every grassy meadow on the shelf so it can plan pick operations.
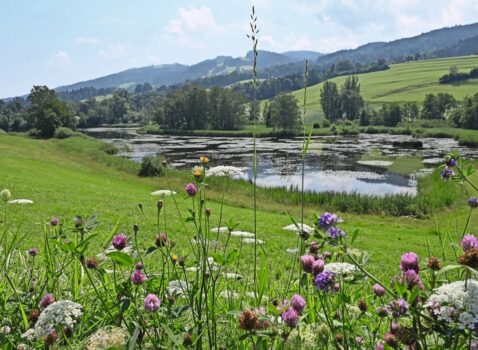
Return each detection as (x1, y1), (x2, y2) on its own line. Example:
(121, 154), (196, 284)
(287, 55), (478, 122)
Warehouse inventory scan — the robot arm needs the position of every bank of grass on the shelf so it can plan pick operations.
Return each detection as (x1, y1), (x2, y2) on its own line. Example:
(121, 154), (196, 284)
(0, 133), (476, 282)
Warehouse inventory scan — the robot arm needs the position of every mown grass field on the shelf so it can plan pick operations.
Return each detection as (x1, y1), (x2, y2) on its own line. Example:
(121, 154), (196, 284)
(287, 55), (478, 122)
(0, 133), (476, 284)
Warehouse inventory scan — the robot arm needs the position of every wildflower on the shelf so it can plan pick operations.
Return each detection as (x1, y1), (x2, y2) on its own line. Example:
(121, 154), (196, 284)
(357, 299), (368, 312)
(205, 208), (211, 217)
(183, 332), (193, 347)
(239, 309), (259, 331)
(0, 326), (11, 335)
(282, 307), (299, 328)
(33, 300), (82, 338)
(85, 326), (129, 350)
(17, 344), (27, 350)
(192, 166), (203, 179)
(242, 238), (265, 244)
(0, 189), (11, 202)
(384, 332), (398, 347)
(427, 256), (441, 270)
(395, 327), (417, 346)
(8, 199), (33, 204)
(390, 320), (400, 333)
(318, 212), (339, 230)
(375, 341), (384, 350)
(403, 269), (424, 289)
(387, 299), (409, 318)
(50, 217), (59, 226)
(373, 283), (386, 297)
(282, 223), (313, 234)
(29, 309), (40, 322)
(309, 240), (319, 254)
(85, 257), (99, 269)
(206, 165), (244, 177)
(323, 251), (332, 260)
(441, 166), (454, 180)
(327, 227), (346, 239)
(131, 270), (147, 285)
(400, 252), (419, 273)
(44, 331), (58, 346)
(376, 306), (389, 318)
(291, 294), (306, 314)
(155, 232), (169, 247)
(73, 215), (83, 228)
(445, 157), (457, 167)
(324, 262), (357, 275)
(157, 200), (163, 210)
(300, 255), (315, 273)
(40, 294), (55, 309)
(315, 270), (335, 292)
(468, 197), (478, 208)
(112, 234), (127, 251)
(312, 259), (325, 275)
(230, 230), (255, 238)
(135, 261), (143, 270)
(28, 248), (38, 257)
(461, 234), (478, 252)
(185, 183), (197, 196)
(458, 248), (478, 269)
(150, 190), (176, 197)
(199, 156), (209, 165)
(144, 294), (160, 312)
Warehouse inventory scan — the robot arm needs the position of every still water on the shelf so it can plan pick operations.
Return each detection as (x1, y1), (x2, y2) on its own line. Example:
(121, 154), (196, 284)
(84, 128), (478, 196)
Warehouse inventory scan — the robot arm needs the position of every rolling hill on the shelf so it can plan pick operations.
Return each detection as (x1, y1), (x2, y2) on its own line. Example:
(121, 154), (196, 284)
(287, 55), (478, 122)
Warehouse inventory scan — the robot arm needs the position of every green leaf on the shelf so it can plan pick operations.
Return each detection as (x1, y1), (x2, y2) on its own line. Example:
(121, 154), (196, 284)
(350, 228), (360, 245)
(209, 253), (225, 266)
(436, 264), (463, 275)
(302, 127), (313, 156)
(225, 249), (239, 265)
(19, 303), (29, 331)
(127, 324), (141, 350)
(107, 251), (133, 267)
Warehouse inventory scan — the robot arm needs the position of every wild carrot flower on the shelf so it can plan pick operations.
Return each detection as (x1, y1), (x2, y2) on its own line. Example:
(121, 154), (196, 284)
(373, 283), (386, 297)
(86, 326), (129, 350)
(144, 294), (160, 312)
(400, 252), (419, 273)
(291, 294), (306, 314)
(33, 300), (82, 338)
(185, 183), (197, 196)
(0, 326), (11, 335)
(315, 270), (335, 292)
(461, 234), (478, 252)
(17, 343), (27, 350)
(28, 248), (38, 257)
(150, 190), (176, 197)
(131, 270), (147, 285)
(282, 307), (299, 328)
(40, 294), (55, 309)
(112, 234), (127, 251)
(300, 255), (315, 273)
(8, 199), (33, 204)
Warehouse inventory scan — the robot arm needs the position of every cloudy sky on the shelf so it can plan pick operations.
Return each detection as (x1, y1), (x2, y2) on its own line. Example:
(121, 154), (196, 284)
(1, 0), (478, 97)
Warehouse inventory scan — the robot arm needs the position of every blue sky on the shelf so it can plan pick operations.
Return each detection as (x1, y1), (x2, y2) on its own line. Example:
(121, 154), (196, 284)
(1, 0), (478, 97)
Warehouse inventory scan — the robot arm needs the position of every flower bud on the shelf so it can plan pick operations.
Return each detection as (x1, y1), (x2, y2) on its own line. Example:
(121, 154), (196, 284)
(133, 224), (139, 235)
(157, 200), (163, 210)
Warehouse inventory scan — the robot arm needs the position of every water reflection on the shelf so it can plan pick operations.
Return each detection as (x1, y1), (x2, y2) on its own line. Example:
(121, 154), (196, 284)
(83, 128), (478, 196)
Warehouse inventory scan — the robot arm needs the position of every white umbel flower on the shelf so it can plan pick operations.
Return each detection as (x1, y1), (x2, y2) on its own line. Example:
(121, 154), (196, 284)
(242, 238), (265, 244)
(424, 280), (478, 330)
(230, 231), (255, 238)
(206, 166), (244, 177)
(324, 262), (357, 275)
(8, 199), (33, 204)
(32, 300), (83, 338)
(282, 223), (313, 233)
(150, 190), (176, 196)
(210, 227), (229, 234)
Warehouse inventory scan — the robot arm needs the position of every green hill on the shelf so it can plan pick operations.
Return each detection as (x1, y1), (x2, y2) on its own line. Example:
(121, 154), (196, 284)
(289, 55), (478, 122)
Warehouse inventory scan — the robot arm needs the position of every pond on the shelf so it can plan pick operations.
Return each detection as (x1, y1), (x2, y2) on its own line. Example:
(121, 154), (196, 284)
(83, 128), (478, 196)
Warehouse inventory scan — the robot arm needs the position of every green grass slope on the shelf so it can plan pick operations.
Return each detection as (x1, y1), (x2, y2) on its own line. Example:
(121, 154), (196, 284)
(0, 134), (476, 282)
(288, 55), (478, 122)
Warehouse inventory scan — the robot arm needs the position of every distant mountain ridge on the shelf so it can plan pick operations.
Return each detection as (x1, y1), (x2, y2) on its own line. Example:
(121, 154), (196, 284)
(35, 22), (478, 96)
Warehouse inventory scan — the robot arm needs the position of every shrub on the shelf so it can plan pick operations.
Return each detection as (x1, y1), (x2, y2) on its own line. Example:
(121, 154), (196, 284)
(100, 143), (119, 155)
(312, 122), (320, 129)
(0, 129), (6, 135)
(321, 119), (331, 128)
(138, 156), (165, 177)
(53, 127), (75, 139)
(27, 128), (41, 138)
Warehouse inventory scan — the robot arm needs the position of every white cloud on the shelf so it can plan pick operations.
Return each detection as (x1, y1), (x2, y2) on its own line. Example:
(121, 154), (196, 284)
(147, 55), (161, 64)
(52, 50), (71, 64)
(98, 44), (127, 59)
(166, 6), (223, 35)
(74, 37), (100, 45)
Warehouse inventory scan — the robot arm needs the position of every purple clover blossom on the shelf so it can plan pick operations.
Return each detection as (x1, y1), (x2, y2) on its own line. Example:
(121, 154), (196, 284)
(312, 259), (325, 275)
(461, 234), (478, 252)
(387, 299), (409, 318)
(468, 197), (478, 208)
(375, 341), (384, 350)
(281, 307), (299, 328)
(318, 212), (339, 231)
(315, 270), (335, 292)
(403, 269), (424, 290)
(28, 247), (38, 257)
(50, 217), (59, 226)
(290, 294), (306, 314)
(185, 183), (197, 197)
(135, 261), (143, 270)
(112, 233), (127, 251)
(300, 255), (315, 273)
(144, 294), (161, 312)
(400, 252), (420, 273)
(327, 227), (346, 239)
(373, 283), (386, 297)
(131, 269), (147, 285)
(40, 293), (55, 309)
(441, 166), (455, 180)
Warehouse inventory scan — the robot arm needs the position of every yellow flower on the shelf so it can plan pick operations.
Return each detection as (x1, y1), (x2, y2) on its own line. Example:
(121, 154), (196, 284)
(171, 254), (177, 264)
(200, 156), (209, 165)
(192, 166), (203, 179)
